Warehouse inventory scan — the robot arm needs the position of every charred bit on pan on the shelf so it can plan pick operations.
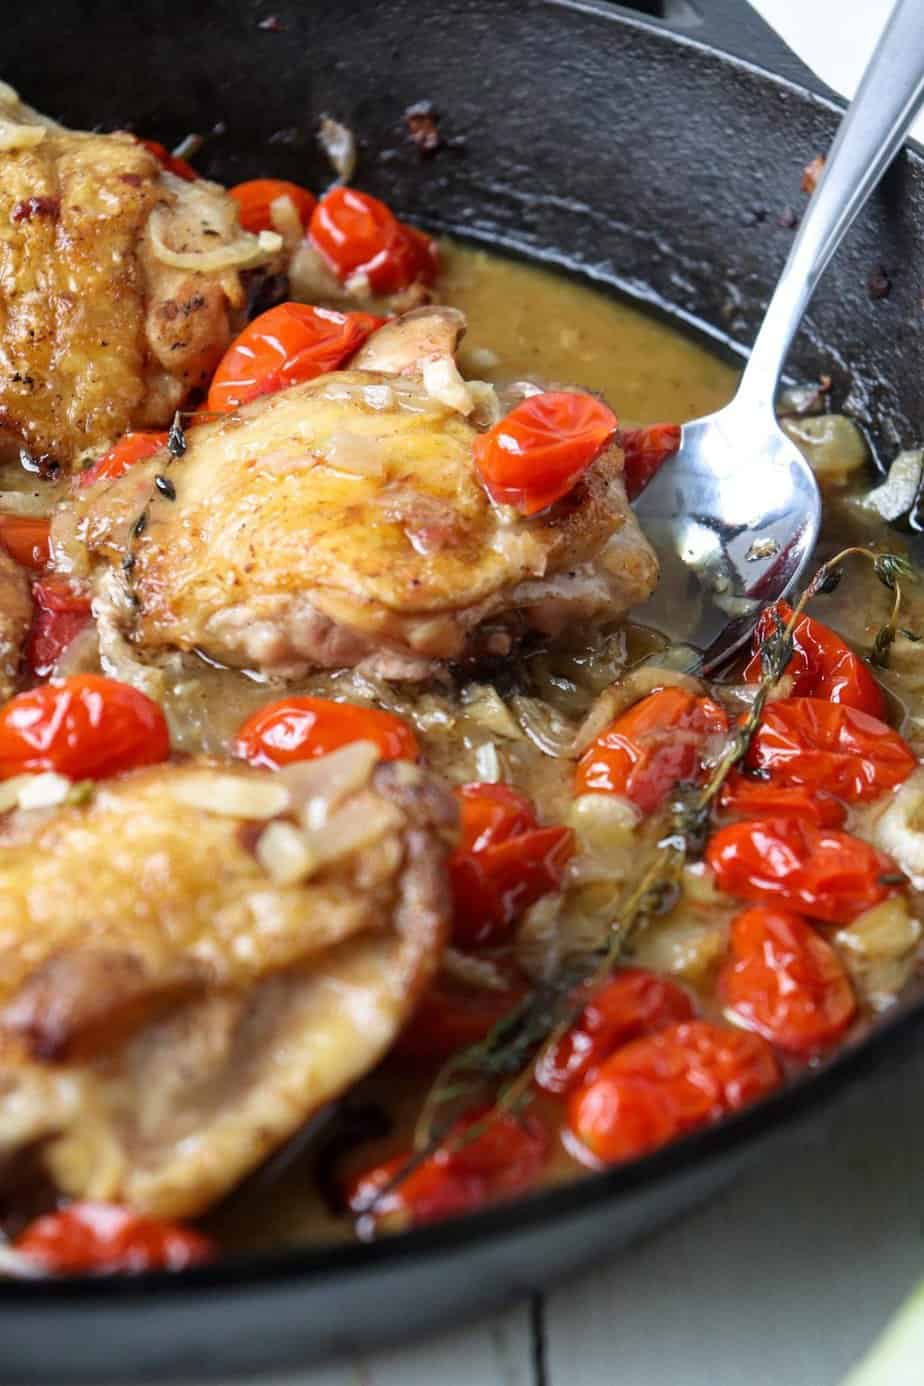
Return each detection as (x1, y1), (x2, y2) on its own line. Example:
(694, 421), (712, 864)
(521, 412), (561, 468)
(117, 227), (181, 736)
(867, 265), (892, 301)
(404, 102), (442, 157)
(801, 155), (826, 195)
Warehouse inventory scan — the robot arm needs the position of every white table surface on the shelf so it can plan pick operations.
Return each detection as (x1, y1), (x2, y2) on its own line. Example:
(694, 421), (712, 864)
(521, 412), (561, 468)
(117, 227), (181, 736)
(116, 3), (922, 1383)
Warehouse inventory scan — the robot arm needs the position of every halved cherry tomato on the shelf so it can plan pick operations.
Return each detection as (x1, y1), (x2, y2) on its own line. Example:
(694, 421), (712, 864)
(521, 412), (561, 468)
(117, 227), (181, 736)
(718, 771), (845, 828)
(0, 515), (50, 570)
(574, 687), (729, 815)
(743, 602), (887, 718)
(395, 973), (527, 1062)
(78, 432), (169, 488)
(309, 186), (438, 294)
(346, 1112), (547, 1234)
(719, 906), (856, 1055)
(473, 392), (618, 516)
(233, 695), (419, 769)
(15, 1202), (213, 1274)
(747, 697), (915, 802)
(568, 1019), (780, 1166)
(207, 302), (384, 413)
(140, 138), (198, 182)
(25, 577), (92, 678)
(0, 674), (170, 781)
(449, 783), (574, 947)
(229, 178), (316, 234)
(618, 423), (681, 501)
(535, 967), (695, 1095)
(706, 816), (898, 924)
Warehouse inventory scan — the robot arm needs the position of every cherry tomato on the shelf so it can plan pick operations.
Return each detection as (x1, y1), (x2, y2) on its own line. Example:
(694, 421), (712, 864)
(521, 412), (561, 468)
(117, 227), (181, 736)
(718, 771), (845, 828)
(229, 178), (316, 234)
(747, 697), (915, 802)
(0, 515), (50, 570)
(0, 675), (170, 781)
(78, 432), (169, 488)
(719, 907), (856, 1055)
(15, 1202), (213, 1274)
(139, 138), (198, 182)
(618, 423), (681, 501)
(449, 783), (574, 947)
(473, 392), (618, 516)
(574, 687), (729, 815)
(308, 186), (438, 293)
(743, 602), (887, 717)
(535, 967), (695, 1095)
(207, 302), (384, 413)
(346, 1112), (547, 1233)
(25, 577), (92, 678)
(395, 973), (527, 1062)
(568, 1020), (780, 1166)
(706, 816), (898, 924)
(233, 695), (419, 770)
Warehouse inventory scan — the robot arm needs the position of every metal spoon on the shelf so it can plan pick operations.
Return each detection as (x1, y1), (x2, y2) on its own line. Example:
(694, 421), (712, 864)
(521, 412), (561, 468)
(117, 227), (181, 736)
(633, 0), (924, 672)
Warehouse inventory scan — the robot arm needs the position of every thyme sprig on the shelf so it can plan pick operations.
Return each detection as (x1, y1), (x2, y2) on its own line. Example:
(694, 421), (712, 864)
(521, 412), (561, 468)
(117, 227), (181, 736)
(357, 545), (914, 1218)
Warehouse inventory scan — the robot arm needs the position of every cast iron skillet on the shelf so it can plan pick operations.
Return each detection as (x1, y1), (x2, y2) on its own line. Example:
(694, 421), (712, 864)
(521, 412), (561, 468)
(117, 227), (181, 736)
(2, 1), (924, 1379)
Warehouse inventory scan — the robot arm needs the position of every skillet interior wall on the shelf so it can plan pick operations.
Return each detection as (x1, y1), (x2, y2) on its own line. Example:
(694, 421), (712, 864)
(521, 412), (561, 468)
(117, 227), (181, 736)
(3, 0), (922, 462)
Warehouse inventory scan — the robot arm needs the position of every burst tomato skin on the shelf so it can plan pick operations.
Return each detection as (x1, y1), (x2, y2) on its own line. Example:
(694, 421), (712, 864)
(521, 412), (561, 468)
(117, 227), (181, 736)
(747, 697), (915, 803)
(140, 139), (198, 181)
(346, 1112), (547, 1233)
(229, 178), (316, 234)
(719, 907), (856, 1055)
(574, 686), (729, 815)
(25, 577), (92, 678)
(743, 602), (887, 718)
(718, 772), (845, 828)
(568, 1019), (780, 1166)
(473, 392), (618, 516)
(449, 783), (574, 948)
(0, 675), (170, 781)
(309, 187), (438, 294)
(395, 974), (527, 1062)
(706, 816), (897, 924)
(207, 302), (384, 413)
(534, 967), (695, 1095)
(233, 696), (419, 769)
(0, 515), (50, 570)
(15, 1202), (213, 1274)
(618, 423), (681, 501)
(78, 432), (169, 488)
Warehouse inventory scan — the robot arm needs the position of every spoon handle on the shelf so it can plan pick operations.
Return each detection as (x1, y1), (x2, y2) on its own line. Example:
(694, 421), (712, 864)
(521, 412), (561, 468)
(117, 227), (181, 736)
(738, 0), (924, 409)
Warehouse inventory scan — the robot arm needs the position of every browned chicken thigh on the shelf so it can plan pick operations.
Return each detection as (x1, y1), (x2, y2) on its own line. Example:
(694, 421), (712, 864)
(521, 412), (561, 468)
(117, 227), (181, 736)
(68, 307), (659, 680)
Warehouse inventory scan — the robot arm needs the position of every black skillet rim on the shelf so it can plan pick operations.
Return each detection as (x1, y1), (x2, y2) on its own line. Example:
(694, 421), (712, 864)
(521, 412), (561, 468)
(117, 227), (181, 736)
(2, 0), (923, 1305)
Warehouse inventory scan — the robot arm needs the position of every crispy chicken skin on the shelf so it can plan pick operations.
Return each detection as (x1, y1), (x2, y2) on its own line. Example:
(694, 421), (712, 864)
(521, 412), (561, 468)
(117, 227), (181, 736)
(0, 755), (454, 1217)
(69, 308), (659, 680)
(0, 85), (262, 470)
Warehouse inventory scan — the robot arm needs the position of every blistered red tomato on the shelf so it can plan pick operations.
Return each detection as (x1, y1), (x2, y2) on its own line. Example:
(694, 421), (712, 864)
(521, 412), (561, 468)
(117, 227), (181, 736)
(0, 675), (170, 781)
(534, 967), (695, 1095)
(473, 392), (618, 516)
(618, 423), (681, 501)
(567, 1020), (780, 1166)
(747, 697), (915, 802)
(706, 816), (898, 924)
(743, 602), (887, 717)
(0, 515), (50, 570)
(207, 302), (383, 413)
(25, 577), (92, 678)
(229, 178), (316, 234)
(718, 772), (845, 828)
(309, 186), (438, 294)
(719, 906), (856, 1055)
(78, 432), (169, 488)
(16, 1202), (213, 1274)
(395, 972), (527, 1062)
(449, 783), (574, 947)
(346, 1112), (547, 1234)
(233, 695), (419, 769)
(574, 686), (729, 815)
(140, 139), (197, 182)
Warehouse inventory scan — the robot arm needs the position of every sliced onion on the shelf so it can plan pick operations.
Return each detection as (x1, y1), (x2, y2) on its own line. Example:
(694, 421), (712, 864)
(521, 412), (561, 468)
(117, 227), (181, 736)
(278, 740), (379, 828)
(421, 357), (474, 415)
(318, 115), (357, 183)
(255, 819), (317, 885)
(441, 949), (512, 992)
(573, 666), (704, 755)
(509, 695), (575, 758)
(164, 771), (290, 819)
(321, 431), (386, 477)
(299, 790), (402, 863)
(149, 206), (282, 272)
